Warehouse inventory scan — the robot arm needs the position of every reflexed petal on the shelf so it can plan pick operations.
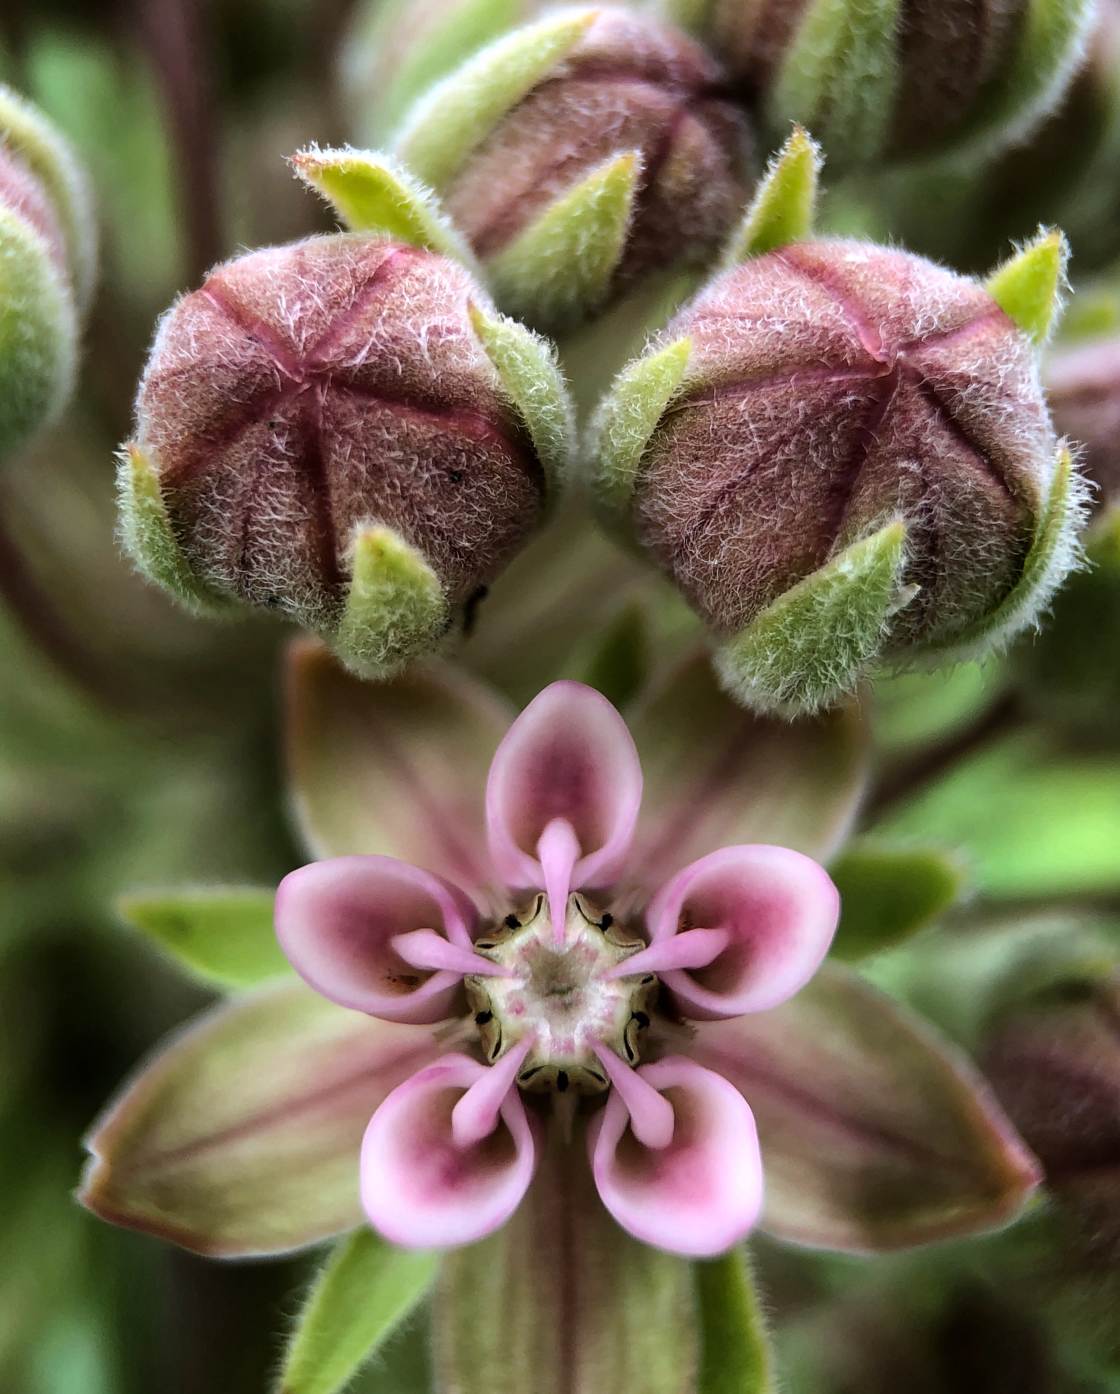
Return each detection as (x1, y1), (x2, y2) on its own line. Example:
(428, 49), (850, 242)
(285, 639), (513, 888)
(689, 963), (1042, 1252)
(276, 856), (482, 1024)
(643, 845), (839, 1019)
(627, 651), (868, 887)
(485, 681), (642, 892)
(589, 1056), (763, 1257)
(79, 983), (440, 1257)
(360, 1054), (536, 1249)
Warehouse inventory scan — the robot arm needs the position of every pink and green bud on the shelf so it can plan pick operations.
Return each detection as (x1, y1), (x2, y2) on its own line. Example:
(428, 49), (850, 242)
(665, 0), (1097, 169)
(0, 84), (96, 461)
(393, 6), (756, 331)
(591, 222), (1085, 714)
(119, 232), (572, 678)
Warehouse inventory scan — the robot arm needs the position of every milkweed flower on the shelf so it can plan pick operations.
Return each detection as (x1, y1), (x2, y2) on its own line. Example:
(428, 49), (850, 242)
(275, 677), (839, 1253)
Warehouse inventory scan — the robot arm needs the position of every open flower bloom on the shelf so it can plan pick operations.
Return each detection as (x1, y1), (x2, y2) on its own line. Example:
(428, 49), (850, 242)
(274, 676), (840, 1254)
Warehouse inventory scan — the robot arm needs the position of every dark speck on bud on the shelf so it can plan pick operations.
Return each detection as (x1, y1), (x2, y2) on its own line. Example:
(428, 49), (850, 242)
(120, 233), (571, 677)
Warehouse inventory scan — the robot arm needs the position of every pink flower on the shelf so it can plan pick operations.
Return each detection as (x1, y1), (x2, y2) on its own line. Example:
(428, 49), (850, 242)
(275, 679), (839, 1255)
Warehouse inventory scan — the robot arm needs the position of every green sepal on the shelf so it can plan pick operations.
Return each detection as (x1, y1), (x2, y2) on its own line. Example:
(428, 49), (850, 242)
(985, 228), (1069, 345)
(696, 1250), (778, 1394)
(467, 300), (574, 493)
(0, 203), (76, 461)
(828, 841), (968, 961)
(716, 519), (912, 717)
(588, 335), (692, 518)
(116, 444), (235, 616)
(275, 1229), (438, 1394)
(394, 9), (596, 190)
(722, 125), (822, 264)
(919, 446), (1087, 662)
(659, 0), (717, 33)
(0, 81), (97, 310)
(117, 886), (292, 990)
(289, 147), (480, 273)
(768, 0), (902, 166)
(333, 525), (450, 680)
(486, 149), (640, 329)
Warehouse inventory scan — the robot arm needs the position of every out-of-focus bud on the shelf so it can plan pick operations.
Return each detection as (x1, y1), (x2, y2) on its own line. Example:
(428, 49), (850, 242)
(662, 0), (1097, 170)
(591, 137), (1085, 715)
(0, 84), (96, 461)
(118, 230), (572, 679)
(393, 6), (755, 331)
(1046, 333), (1120, 502)
(339, 0), (541, 144)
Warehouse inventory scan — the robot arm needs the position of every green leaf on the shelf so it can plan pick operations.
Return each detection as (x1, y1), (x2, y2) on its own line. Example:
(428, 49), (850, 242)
(627, 648), (868, 884)
(696, 1250), (777, 1394)
(769, 0), (902, 165)
(722, 125), (822, 264)
(289, 148), (480, 272)
(588, 335), (692, 518)
(486, 150), (640, 328)
(691, 962), (1041, 1252)
(828, 842), (967, 961)
(467, 300), (574, 490)
(985, 228), (1069, 345)
(873, 728), (1120, 899)
(277, 1230), (438, 1394)
(434, 1140), (698, 1393)
(117, 886), (291, 989)
(334, 526), (450, 681)
(395, 10), (595, 189)
(716, 519), (913, 716)
(80, 983), (438, 1257)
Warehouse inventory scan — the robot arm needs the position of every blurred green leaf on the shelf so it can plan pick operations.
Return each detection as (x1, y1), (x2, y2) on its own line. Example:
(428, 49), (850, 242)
(277, 1230), (437, 1394)
(696, 1250), (777, 1394)
(117, 886), (289, 989)
(829, 842), (967, 961)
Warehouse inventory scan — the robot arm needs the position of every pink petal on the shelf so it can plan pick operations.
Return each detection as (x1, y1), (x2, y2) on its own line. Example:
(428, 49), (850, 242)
(276, 856), (481, 1024)
(589, 1056), (763, 1256)
(361, 1054), (537, 1249)
(485, 682), (643, 896)
(644, 845), (839, 1020)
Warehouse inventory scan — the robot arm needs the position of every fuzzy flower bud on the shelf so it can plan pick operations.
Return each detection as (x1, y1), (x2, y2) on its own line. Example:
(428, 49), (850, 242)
(119, 233), (571, 677)
(592, 235), (1084, 714)
(0, 84), (95, 461)
(394, 6), (755, 331)
(1046, 334), (1120, 504)
(665, 0), (1096, 169)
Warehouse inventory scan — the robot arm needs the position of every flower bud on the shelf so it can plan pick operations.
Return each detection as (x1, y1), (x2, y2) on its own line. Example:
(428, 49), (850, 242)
(0, 84), (95, 461)
(591, 235), (1085, 714)
(394, 6), (755, 331)
(1046, 334), (1120, 504)
(667, 0), (1095, 169)
(340, 0), (541, 143)
(119, 233), (571, 678)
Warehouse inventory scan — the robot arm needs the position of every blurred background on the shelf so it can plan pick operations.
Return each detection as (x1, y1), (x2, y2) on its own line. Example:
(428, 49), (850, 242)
(2, 2), (1120, 1391)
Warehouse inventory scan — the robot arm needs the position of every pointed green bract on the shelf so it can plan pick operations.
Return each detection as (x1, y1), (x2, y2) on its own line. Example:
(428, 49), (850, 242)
(723, 125), (822, 264)
(116, 444), (233, 615)
(985, 229), (1069, 345)
(394, 9), (596, 189)
(276, 1230), (437, 1394)
(696, 1251), (777, 1394)
(588, 336), (692, 518)
(468, 301), (574, 492)
(117, 887), (291, 990)
(289, 147), (479, 271)
(716, 520), (912, 716)
(769, 0), (902, 164)
(0, 203), (77, 461)
(921, 446), (1087, 662)
(334, 526), (449, 679)
(829, 842), (968, 961)
(487, 150), (640, 328)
